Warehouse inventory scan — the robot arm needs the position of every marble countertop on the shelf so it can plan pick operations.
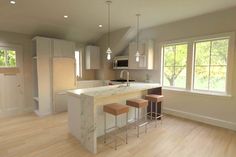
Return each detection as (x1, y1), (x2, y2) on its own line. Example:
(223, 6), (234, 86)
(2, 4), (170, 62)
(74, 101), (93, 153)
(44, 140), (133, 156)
(67, 82), (161, 98)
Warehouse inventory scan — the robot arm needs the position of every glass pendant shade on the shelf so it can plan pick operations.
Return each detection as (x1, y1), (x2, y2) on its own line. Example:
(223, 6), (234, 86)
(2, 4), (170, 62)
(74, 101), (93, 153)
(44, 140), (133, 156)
(135, 51), (140, 62)
(106, 47), (112, 60)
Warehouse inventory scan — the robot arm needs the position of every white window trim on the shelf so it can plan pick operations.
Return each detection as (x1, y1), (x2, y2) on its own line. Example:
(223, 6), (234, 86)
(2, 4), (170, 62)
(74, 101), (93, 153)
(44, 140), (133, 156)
(75, 50), (82, 79)
(160, 32), (235, 96)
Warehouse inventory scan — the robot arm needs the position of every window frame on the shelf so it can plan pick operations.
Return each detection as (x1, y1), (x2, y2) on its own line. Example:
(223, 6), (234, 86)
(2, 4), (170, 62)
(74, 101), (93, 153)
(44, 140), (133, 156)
(161, 42), (189, 90)
(75, 50), (82, 79)
(160, 32), (235, 96)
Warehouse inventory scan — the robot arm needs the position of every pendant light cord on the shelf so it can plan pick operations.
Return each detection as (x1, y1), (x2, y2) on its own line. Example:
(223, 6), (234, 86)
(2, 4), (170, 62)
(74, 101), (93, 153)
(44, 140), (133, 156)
(107, 1), (111, 48)
(136, 14), (140, 53)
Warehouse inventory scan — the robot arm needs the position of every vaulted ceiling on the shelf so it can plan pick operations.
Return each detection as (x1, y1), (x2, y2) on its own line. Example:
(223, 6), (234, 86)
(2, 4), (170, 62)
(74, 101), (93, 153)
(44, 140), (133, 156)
(0, 0), (236, 43)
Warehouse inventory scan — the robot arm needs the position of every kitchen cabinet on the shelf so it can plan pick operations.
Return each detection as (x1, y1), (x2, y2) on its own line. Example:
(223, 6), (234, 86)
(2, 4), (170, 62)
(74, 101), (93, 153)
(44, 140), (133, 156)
(32, 36), (76, 116)
(85, 46), (100, 69)
(53, 39), (75, 58)
(128, 40), (154, 70)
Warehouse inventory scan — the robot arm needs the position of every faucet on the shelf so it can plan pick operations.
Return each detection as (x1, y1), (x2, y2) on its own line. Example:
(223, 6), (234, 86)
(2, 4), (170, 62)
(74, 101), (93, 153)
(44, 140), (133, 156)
(120, 70), (130, 87)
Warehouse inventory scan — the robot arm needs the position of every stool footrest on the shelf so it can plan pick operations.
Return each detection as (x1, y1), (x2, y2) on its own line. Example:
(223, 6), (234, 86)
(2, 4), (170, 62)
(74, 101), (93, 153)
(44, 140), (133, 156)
(139, 121), (148, 127)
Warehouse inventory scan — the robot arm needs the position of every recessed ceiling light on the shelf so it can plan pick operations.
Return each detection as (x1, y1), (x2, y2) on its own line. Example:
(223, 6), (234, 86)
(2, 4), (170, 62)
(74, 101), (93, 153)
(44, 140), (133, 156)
(98, 24), (103, 28)
(64, 15), (68, 19)
(10, 0), (16, 4)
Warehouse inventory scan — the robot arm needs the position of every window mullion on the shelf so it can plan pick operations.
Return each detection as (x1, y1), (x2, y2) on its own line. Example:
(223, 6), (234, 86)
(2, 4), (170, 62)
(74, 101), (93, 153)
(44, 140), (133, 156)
(4, 50), (7, 66)
(186, 42), (194, 90)
(173, 46), (176, 86)
(208, 41), (213, 90)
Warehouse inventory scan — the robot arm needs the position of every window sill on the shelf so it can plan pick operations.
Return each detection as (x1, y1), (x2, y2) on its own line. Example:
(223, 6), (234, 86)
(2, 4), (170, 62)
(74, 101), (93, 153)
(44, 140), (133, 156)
(162, 87), (232, 98)
(0, 67), (20, 75)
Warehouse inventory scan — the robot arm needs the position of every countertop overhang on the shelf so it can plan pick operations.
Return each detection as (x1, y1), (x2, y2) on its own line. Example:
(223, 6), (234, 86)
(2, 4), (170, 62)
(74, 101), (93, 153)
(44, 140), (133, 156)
(67, 83), (161, 98)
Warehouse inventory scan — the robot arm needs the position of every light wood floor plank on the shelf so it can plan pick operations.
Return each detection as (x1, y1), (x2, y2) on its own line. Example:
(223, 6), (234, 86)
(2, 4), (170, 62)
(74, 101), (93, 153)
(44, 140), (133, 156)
(0, 112), (235, 157)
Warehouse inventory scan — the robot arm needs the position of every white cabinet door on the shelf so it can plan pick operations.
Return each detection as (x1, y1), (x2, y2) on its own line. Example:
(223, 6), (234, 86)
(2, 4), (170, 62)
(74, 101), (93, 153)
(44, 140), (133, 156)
(128, 40), (154, 70)
(53, 58), (76, 113)
(53, 39), (75, 58)
(128, 42), (145, 69)
(36, 37), (52, 115)
(85, 46), (100, 69)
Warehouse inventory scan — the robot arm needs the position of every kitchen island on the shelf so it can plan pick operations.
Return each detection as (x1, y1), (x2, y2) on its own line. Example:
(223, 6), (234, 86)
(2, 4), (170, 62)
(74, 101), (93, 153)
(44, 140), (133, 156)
(67, 83), (162, 154)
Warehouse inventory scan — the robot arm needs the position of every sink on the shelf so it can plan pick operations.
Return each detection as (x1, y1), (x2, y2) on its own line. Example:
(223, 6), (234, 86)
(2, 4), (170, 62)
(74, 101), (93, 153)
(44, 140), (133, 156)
(111, 79), (135, 82)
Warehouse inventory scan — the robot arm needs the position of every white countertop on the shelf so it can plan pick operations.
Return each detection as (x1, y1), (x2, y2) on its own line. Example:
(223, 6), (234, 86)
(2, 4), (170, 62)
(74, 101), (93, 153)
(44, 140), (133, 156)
(67, 82), (161, 98)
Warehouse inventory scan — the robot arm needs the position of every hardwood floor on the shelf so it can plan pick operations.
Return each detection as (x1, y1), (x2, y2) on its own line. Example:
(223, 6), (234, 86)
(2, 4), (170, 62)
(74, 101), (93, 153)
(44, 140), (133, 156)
(0, 112), (235, 157)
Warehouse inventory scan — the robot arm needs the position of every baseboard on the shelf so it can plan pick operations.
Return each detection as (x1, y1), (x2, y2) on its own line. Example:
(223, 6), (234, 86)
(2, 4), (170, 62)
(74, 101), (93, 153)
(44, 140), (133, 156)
(163, 107), (236, 131)
(34, 110), (52, 117)
(0, 107), (34, 118)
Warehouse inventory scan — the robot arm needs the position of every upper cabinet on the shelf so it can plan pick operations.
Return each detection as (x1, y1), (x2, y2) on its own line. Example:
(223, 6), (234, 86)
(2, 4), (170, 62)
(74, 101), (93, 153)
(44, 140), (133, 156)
(85, 46), (100, 69)
(128, 40), (154, 70)
(53, 39), (75, 58)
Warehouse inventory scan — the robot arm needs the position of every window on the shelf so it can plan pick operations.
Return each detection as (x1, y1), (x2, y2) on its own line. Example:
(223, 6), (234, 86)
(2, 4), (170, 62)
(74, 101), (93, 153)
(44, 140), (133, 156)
(162, 43), (188, 88)
(75, 51), (82, 78)
(0, 48), (16, 67)
(193, 38), (229, 92)
(161, 33), (234, 95)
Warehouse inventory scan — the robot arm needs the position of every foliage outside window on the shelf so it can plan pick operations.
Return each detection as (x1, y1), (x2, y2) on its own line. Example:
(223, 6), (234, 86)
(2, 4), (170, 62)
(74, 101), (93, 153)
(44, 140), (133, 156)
(0, 49), (16, 67)
(0, 48), (16, 67)
(194, 38), (229, 92)
(163, 43), (187, 88)
(161, 34), (232, 94)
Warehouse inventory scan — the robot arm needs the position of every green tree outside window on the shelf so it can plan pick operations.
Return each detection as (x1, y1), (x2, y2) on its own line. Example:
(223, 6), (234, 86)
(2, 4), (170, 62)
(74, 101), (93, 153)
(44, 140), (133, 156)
(0, 49), (16, 67)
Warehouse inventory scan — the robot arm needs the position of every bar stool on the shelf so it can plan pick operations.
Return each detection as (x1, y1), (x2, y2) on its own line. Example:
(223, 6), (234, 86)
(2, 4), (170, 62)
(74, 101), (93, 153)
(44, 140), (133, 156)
(145, 94), (164, 127)
(103, 103), (129, 150)
(126, 99), (148, 137)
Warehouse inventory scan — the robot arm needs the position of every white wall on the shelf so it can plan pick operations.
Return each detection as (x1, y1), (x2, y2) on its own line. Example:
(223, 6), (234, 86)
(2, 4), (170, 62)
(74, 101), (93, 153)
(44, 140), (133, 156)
(95, 27), (135, 80)
(98, 7), (236, 130)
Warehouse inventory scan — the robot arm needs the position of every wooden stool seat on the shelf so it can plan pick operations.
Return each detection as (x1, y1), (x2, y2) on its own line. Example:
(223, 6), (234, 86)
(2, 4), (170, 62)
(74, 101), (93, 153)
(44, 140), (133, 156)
(126, 99), (148, 108)
(145, 94), (164, 102)
(103, 103), (129, 116)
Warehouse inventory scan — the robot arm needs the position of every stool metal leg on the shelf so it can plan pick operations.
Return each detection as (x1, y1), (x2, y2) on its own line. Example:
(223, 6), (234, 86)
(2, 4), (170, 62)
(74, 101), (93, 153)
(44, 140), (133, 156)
(115, 116), (117, 150)
(155, 102), (158, 128)
(150, 102), (153, 120)
(160, 101), (163, 126)
(126, 113), (128, 144)
(104, 113), (106, 143)
(145, 106), (148, 134)
(137, 108), (140, 137)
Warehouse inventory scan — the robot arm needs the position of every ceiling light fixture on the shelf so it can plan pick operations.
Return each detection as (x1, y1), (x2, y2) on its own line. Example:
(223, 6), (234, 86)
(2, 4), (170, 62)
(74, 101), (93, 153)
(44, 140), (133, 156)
(98, 24), (103, 28)
(64, 15), (68, 19)
(135, 14), (141, 62)
(106, 1), (112, 60)
(10, 0), (16, 5)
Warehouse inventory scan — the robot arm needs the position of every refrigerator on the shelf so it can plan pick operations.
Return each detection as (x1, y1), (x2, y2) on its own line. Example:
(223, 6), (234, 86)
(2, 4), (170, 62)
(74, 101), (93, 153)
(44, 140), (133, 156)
(52, 57), (76, 113)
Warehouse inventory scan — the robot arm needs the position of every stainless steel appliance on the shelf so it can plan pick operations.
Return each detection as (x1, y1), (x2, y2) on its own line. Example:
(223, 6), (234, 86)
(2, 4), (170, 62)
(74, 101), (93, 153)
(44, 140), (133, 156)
(113, 56), (128, 69)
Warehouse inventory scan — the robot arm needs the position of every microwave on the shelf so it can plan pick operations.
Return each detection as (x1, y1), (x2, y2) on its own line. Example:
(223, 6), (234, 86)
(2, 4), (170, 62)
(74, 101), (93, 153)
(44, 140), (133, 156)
(113, 56), (129, 69)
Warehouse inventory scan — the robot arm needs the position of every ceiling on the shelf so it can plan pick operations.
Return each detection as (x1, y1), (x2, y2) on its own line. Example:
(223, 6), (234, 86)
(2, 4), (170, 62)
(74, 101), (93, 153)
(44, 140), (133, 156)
(0, 0), (236, 43)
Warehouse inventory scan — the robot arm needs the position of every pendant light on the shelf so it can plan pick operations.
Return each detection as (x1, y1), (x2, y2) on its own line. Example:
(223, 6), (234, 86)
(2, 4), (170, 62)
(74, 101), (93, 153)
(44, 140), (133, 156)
(135, 14), (141, 62)
(106, 1), (112, 60)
